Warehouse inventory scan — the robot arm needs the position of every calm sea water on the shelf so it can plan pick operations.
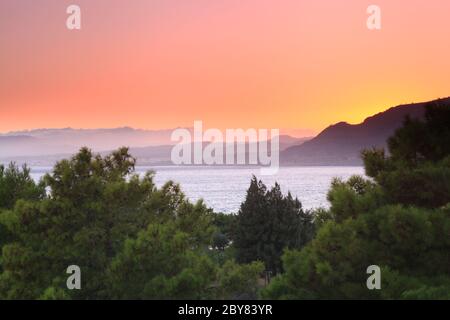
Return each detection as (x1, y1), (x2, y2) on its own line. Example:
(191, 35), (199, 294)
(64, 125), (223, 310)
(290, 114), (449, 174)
(30, 166), (364, 213)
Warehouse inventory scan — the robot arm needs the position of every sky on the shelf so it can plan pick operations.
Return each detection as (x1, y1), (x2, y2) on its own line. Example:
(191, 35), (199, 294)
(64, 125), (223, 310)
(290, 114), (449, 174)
(0, 0), (449, 135)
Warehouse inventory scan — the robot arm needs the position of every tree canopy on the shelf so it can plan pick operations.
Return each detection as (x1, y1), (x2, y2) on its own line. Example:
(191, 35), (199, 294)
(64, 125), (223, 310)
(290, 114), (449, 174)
(1, 100), (448, 300)
(262, 101), (450, 300)
(0, 147), (261, 299)
(234, 177), (314, 274)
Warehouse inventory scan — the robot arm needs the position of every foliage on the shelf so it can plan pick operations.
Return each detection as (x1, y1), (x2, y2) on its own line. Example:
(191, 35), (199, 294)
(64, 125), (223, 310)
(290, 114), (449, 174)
(363, 100), (450, 208)
(234, 176), (314, 274)
(107, 222), (216, 299)
(0, 163), (45, 273)
(0, 147), (260, 299)
(263, 101), (450, 299)
(215, 260), (264, 299)
(1, 101), (448, 300)
(0, 163), (44, 210)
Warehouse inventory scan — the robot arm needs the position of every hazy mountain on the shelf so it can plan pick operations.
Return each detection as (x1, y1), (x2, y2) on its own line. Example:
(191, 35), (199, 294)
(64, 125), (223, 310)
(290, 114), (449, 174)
(281, 97), (450, 165)
(277, 135), (311, 150)
(0, 126), (309, 166)
(0, 127), (179, 157)
(3, 96), (447, 167)
(0, 135), (39, 157)
(127, 135), (311, 165)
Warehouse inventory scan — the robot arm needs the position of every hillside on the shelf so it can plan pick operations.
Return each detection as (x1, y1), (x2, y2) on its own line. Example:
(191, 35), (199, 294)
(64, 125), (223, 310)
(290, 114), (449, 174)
(281, 97), (450, 165)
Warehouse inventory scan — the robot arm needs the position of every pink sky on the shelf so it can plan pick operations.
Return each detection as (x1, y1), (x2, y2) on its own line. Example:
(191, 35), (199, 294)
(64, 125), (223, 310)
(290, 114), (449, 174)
(0, 0), (449, 134)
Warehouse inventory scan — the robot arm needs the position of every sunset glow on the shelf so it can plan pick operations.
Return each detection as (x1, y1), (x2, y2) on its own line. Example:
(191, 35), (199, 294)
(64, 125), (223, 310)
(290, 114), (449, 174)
(1, 0), (449, 133)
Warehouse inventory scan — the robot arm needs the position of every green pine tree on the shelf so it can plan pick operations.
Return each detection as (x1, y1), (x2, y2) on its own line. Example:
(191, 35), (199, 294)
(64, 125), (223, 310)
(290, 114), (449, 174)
(234, 176), (314, 274)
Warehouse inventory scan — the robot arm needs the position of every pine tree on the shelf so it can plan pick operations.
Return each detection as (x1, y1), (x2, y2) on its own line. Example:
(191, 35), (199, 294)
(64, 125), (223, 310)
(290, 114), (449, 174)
(234, 176), (267, 265)
(262, 101), (450, 300)
(234, 176), (312, 274)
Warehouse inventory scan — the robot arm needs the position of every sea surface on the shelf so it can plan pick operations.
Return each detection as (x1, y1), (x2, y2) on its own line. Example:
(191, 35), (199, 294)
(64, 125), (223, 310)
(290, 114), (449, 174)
(30, 166), (365, 213)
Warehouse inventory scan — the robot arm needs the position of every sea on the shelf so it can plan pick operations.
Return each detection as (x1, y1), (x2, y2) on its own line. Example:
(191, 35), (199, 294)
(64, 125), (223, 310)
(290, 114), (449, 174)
(29, 166), (365, 213)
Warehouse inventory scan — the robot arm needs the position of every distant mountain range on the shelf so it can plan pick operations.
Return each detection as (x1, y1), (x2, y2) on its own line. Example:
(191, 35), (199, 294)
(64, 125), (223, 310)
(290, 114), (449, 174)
(282, 97), (450, 165)
(125, 135), (311, 165)
(0, 127), (310, 166)
(1, 97), (448, 166)
(0, 127), (178, 158)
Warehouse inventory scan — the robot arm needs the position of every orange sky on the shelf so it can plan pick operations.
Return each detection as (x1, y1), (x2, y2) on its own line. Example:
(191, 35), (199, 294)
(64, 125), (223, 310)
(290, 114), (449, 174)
(0, 0), (449, 134)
